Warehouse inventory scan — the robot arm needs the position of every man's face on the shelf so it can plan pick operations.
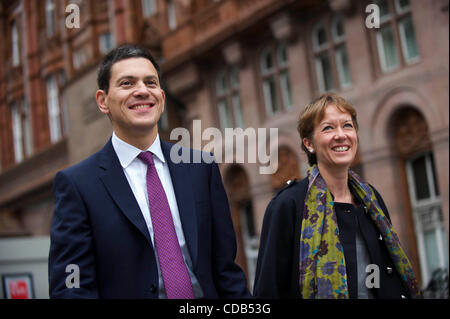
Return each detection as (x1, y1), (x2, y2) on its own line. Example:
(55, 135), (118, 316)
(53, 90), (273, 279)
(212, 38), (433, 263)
(96, 57), (165, 139)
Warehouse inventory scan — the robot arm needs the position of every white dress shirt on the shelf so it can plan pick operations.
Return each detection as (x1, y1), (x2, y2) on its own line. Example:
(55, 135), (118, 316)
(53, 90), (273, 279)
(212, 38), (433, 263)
(111, 132), (203, 298)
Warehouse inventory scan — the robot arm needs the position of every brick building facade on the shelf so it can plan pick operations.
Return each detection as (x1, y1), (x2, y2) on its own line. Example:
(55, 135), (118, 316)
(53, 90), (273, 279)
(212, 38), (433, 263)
(0, 0), (448, 298)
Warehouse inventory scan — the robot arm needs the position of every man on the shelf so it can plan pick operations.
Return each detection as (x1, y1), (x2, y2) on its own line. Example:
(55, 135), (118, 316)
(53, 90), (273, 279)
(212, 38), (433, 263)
(48, 44), (251, 299)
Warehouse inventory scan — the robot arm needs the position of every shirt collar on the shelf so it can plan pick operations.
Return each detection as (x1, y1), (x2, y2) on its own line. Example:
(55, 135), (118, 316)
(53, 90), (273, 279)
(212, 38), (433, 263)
(112, 132), (165, 168)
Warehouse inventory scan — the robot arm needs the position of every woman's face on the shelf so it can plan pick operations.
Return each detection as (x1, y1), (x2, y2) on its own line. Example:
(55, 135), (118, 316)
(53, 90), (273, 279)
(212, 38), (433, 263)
(303, 104), (358, 171)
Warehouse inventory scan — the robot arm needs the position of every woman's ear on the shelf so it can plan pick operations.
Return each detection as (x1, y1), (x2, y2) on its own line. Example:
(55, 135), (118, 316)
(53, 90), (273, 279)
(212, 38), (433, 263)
(303, 137), (314, 153)
(96, 90), (109, 115)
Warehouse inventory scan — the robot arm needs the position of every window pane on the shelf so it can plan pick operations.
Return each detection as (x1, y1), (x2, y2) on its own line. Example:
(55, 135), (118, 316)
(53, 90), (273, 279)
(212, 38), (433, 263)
(399, 16), (419, 62)
(277, 43), (288, 66)
(377, 25), (399, 71)
(376, 0), (390, 19)
(280, 71), (293, 109)
(218, 100), (232, 129)
(12, 22), (20, 66)
(261, 49), (273, 74)
(395, 0), (410, 13)
(142, 0), (157, 16)
(412, 155), (431, 200)
(313, 24), (328, 50)
(430, 153), (440, 196)
(216, 71), (227, 95)
(263, 78), (279, 115)
(315, 53), (333, 92)
(332, 16), (345, 42)
(232, 94), (244, 128)
(11, 103), (23, 163)
(424, 230), (440, 276)
(167, 0), (176, 30)
(46, 76), (62, 142)
(99, 33), (113, 54)
(335, 46), (352, 88)
(46, 0), (55, 36)
(230, 66), (239, 89)
(23, 99), (33, 157)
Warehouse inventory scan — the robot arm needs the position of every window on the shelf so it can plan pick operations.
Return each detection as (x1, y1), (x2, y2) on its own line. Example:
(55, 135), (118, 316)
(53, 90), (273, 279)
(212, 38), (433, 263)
(312, 15), (352, 93)
(215, 66), (244, 130)
(46, 75), (63, 142)
(167, 0), (177, 30)
(22, 98), (34, 157)
(406, 152), (448, 287)
(260, 42), (293, 116)
(11, 21), (20, 67)
(11, 102), (23, 163)
(99, 32), (113, 54)
(45, 0), (56, 37)
(142, 0), (157, 17)
(374, 0), (419, 73)
(10, 98), (33, 163)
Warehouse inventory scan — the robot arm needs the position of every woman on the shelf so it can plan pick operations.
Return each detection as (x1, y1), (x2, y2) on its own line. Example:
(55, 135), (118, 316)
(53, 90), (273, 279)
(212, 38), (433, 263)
(253, 93), (421, 299)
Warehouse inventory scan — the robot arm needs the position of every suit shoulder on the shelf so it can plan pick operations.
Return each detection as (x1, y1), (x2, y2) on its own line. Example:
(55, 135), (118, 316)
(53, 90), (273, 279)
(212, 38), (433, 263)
(58, 148), (103, 179)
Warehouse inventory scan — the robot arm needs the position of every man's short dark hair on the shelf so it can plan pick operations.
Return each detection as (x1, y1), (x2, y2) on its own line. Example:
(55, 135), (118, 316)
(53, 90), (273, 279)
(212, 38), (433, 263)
(97, 44), (161, 93)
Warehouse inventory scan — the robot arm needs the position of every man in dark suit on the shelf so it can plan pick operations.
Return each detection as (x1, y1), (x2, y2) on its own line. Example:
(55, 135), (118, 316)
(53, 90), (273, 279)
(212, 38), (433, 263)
(48, 44), (251, 299)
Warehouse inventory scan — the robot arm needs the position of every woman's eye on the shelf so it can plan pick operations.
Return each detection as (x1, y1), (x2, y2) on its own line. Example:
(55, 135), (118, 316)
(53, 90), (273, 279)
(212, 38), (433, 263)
(322, 126), (332, 131)
(344, 123), (354, 128)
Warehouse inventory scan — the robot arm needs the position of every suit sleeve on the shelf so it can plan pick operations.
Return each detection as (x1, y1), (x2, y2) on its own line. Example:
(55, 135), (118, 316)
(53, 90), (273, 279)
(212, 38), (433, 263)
(253, 195), (297, 298)
(209, 161), (252, 298)
(48, 171), (99, 298)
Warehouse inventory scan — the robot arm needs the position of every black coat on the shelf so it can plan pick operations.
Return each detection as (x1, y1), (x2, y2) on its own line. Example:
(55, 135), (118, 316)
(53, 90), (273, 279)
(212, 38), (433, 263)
(253, 177), (412, 299)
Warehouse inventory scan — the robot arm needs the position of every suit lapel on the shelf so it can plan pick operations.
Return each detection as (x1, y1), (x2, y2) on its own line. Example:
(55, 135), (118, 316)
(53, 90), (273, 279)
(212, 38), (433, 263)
(98, 139), (153, 247)
(161, 141), (198, 267)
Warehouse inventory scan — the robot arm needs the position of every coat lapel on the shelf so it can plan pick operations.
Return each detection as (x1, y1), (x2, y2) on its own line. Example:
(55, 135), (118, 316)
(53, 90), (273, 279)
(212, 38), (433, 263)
(98, 139), (153, 247)
(161, 141), (198, 267)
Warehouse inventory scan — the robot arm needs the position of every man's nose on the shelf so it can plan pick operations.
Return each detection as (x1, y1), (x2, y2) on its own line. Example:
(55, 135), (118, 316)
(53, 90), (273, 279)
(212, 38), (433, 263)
(133, 81), (150, 97)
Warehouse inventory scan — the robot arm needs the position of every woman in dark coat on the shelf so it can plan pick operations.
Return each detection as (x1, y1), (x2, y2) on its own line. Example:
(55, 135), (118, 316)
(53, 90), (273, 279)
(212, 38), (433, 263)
(253, 93), (421, 299)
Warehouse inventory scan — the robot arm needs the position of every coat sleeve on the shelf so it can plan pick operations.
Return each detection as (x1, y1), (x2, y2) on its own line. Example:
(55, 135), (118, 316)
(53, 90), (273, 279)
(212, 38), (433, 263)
(209, 161), (252, 298)
(48, 171), (99, 298)
(253, 193), (298, 298)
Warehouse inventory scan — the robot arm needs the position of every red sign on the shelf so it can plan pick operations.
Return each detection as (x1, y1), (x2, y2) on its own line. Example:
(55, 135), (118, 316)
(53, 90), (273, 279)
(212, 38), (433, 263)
(8, 280), (30, 299)
(3, 274), (34, 299)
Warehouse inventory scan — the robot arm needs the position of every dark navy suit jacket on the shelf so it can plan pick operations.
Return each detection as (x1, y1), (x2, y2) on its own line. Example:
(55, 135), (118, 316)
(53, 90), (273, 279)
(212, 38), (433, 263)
(48, 138), (250, 298)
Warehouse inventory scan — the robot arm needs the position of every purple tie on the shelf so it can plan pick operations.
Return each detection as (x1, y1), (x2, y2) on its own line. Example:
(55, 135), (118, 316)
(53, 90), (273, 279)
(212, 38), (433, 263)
(138, 151), (194, 299)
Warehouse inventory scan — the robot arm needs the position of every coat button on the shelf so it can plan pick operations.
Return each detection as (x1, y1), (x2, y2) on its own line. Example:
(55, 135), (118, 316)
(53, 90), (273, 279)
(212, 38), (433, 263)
(378, 234), (383, 241)
(386, 267), (393, 274)
(401, 295), (407, 299)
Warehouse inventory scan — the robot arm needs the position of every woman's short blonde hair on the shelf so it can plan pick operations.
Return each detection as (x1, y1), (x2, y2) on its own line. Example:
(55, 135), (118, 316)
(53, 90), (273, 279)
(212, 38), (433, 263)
(297, 93), (358, 166)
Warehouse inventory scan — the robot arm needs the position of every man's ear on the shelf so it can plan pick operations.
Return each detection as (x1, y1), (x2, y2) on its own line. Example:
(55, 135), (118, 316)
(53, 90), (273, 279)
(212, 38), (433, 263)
(96, 90), (109, 115)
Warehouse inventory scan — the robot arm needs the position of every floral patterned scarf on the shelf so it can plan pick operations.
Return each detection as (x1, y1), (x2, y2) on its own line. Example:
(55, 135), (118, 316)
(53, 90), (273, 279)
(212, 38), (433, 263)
(298, 164), (421, 299)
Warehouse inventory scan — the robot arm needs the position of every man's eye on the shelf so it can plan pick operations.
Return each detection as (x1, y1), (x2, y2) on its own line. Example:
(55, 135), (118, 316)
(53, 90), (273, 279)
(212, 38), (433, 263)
(146, 80), (158, 86)
(121, 81), (132, 86)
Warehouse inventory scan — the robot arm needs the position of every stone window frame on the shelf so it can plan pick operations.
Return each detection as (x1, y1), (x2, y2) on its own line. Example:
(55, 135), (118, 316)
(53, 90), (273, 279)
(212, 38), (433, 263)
(259, 41), (293, 117)
(369, 0), (421, 74)
(310, 13), (352, 94)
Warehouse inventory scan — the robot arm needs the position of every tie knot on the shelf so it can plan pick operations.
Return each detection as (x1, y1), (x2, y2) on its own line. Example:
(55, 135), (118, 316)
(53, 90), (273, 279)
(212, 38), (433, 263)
(138, 151), (155, 166)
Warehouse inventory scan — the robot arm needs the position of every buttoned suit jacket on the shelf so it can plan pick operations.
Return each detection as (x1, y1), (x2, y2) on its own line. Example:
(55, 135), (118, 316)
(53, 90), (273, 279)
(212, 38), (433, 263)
(48, 138), (251, 298)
